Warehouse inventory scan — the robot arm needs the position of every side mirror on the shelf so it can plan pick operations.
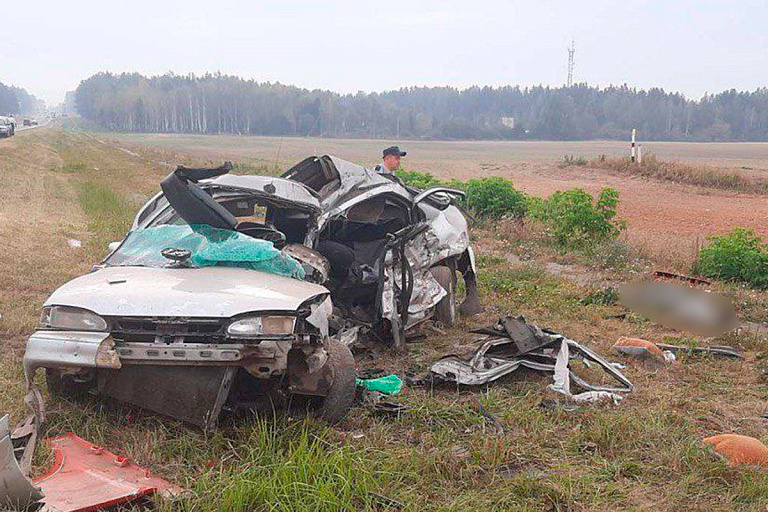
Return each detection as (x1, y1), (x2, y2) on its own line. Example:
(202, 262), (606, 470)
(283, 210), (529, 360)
(107, 241), (121, 253)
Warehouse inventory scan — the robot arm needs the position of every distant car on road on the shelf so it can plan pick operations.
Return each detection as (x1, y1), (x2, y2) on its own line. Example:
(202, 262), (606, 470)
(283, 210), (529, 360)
(0, 117), (14, 137)
(22, 119), (31, 127)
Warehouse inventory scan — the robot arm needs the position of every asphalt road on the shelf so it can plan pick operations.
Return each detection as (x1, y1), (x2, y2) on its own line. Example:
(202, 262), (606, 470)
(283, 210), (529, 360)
(16, 118), (51, 132)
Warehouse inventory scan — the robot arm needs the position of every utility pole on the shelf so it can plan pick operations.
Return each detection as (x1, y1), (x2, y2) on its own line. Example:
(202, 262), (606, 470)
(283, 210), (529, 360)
(566, 39), (575, 87)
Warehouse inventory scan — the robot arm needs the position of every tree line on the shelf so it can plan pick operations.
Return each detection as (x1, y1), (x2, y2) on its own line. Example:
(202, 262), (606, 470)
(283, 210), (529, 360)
(0, 81), (41, 116)
(75, 71), (768, 141)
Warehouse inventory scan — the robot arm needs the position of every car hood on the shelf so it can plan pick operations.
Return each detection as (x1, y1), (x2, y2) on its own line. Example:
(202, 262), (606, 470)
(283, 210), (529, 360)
(44, 266), (328, 318)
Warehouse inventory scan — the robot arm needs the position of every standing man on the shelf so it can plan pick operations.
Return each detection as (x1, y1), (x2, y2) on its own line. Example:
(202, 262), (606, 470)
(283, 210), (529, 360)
(374, 146), (406, 175)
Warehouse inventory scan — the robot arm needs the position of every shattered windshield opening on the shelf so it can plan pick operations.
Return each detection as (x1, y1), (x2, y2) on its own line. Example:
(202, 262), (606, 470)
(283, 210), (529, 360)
(105, 224), (306, 280)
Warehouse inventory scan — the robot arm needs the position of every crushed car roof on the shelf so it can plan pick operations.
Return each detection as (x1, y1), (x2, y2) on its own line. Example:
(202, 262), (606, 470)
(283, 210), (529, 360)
(282, 155), (412, 213)
(207, 174), (321, 211)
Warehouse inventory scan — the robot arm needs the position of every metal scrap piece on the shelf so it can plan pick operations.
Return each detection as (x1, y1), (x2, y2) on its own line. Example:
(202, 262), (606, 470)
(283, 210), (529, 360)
(97, 365), (236, 430)
(429, 317), (633, 399)
(430, 353), (555, 386)
(549, 339), (628, 403)
(655, 342), (743, 359)
(0, 415), (43, 510)
(11, 416), (37, 476)
(306, 295), (333, 338)
(35, 433), (183, 512)
(333, 325), (360, 347)
(470, 315), (553, 355)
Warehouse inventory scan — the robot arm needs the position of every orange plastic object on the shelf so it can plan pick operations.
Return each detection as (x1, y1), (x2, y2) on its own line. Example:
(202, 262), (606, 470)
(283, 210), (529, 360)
(34, 433), (182, 512)
(612, 336), (664, 359)
(704, 434), (768, 467)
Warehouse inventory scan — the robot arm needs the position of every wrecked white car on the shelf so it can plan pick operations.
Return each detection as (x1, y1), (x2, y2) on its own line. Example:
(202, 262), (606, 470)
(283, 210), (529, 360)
(23, 156), (477, 427)
(281, 155), (479, 345)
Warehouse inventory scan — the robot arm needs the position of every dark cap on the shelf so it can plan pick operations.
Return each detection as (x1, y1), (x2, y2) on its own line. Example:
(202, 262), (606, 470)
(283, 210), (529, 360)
(383, 146), (406, 158)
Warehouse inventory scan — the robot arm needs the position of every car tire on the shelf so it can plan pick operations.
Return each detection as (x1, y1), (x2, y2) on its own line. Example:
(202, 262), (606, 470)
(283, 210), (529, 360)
(314, 339), (356, 424)
(430, 265), (456, 327)
(46, 368), (92, 399)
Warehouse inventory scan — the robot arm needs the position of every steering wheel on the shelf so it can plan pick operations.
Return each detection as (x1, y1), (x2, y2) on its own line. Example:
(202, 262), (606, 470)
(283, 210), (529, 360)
(236, 222), (287, 247)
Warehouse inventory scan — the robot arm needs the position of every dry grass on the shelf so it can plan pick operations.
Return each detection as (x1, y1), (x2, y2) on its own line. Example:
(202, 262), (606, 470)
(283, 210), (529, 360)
(1, 124), (768, 510)
(592, 153), (768, 194)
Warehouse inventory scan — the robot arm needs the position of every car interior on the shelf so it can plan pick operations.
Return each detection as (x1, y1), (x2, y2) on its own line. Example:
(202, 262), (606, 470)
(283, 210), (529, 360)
(314, 193), (416, 322)
(159, 163), (316, 249)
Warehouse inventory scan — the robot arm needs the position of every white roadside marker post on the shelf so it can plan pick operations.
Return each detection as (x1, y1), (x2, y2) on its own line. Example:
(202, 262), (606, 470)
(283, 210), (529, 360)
(630, 128), (637, 163)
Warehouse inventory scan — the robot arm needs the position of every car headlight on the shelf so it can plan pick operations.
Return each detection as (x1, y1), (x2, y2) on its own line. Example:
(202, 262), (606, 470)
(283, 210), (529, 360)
(227, 315), (296, 337)
(41, 306), (108, 331)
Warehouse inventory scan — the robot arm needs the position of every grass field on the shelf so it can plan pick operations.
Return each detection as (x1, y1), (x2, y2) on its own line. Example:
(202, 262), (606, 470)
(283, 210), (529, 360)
(2, 123), (768, 511)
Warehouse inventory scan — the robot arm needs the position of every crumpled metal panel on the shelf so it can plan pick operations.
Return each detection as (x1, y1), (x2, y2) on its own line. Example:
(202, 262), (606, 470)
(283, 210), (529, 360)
(413, 202), (471, 268)
(430, 356), (555, 386)
(381, 265), (446, 326)
(44, 266), (328, 318)
(306, 295), (333, 339)
(35, 433), (182, 512)
(323, 156), (411, 209)
(0, 415), (43, 510)
(97, 366), (235, 430)
(391, 205), (469, 323)
(210, 174), (322, 212)
(281, 244), (331, 284)
(429, 316), (633, 399)
(24, 330), (121, 386)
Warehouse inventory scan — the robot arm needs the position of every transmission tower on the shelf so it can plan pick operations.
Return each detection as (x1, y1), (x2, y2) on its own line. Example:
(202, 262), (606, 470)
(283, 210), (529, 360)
(566, 39), (575, 87)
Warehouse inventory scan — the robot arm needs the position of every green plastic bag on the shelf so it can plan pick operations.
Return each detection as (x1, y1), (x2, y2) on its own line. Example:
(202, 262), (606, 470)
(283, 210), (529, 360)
(356, 374), (404, 395)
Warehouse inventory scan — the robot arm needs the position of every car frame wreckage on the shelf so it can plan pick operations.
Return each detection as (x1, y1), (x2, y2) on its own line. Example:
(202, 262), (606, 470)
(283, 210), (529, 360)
(22, 155), (480, 431)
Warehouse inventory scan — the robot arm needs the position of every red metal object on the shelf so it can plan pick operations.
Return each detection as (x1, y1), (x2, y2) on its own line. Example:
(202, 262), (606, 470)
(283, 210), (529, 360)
(34, 433), (182, 512)
(652, 270), (712, 286)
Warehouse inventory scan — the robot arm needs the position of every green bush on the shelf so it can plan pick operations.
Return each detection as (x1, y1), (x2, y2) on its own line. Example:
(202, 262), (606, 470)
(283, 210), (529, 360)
(693, 228), (768, 289)
(530, 187), (624, 247)
(394, 169), (443, 189)
(394, 171), (525, 220)
(465, 177), (527, 219)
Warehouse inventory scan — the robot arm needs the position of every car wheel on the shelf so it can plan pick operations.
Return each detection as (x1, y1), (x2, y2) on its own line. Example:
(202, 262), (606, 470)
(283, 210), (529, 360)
(430, 265), (456, 327)
(46, 368), (93, 399)
(314, 339), (356, 424)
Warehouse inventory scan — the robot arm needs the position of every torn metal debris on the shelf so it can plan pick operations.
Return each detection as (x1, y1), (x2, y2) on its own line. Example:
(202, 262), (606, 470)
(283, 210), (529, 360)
(0, 415), (42, 510)
(655, 342), (743, 359)
(428, 316), (632, 401)
(34, 433), (183, 512)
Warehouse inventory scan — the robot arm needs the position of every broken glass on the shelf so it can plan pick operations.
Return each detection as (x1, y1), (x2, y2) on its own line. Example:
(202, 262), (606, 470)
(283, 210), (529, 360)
(107, 224), (305, 280)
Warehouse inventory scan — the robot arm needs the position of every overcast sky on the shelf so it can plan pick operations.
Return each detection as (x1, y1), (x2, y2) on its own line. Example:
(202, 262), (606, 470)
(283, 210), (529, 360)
(3, 0), (766, 105)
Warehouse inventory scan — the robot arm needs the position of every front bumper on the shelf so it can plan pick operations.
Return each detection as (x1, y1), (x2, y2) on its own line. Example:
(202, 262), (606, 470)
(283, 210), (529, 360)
(23, 331), (121, 385)
(23, 327), (333, 428)
(24, 330), (322, 379)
